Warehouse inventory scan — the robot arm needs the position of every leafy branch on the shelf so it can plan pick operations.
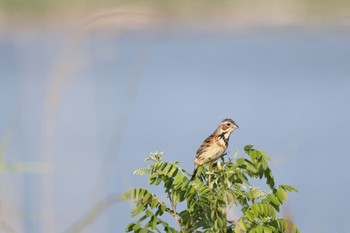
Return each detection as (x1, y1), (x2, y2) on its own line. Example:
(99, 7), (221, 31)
(122, 146), (299, 233)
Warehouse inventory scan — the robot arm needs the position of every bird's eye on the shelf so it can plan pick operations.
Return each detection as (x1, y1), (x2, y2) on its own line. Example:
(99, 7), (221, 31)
(226, 123), (231, 126)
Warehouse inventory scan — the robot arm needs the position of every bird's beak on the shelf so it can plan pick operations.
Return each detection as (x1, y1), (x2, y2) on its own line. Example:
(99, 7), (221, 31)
(235, 124), (239, 129)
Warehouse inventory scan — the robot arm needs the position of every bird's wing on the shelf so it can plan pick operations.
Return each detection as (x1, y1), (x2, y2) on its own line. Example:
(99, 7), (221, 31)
(195, 135), (213, 159)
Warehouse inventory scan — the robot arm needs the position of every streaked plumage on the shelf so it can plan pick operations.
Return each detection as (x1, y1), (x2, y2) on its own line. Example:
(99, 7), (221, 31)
(191, 118), (238, 180)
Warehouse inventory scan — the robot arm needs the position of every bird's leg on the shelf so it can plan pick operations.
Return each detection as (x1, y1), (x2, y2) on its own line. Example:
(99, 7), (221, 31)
(220, 152), (228, 162)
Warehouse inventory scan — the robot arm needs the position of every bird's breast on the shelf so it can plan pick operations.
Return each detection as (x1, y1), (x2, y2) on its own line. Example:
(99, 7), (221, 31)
(215, 136), (226, 148)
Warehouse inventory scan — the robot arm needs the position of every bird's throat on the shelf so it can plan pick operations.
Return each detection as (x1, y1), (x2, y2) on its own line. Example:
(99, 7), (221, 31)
(216, 132), (230, 147)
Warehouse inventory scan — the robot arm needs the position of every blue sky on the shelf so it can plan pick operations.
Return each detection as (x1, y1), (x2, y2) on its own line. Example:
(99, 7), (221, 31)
(1, 27), (350, 232)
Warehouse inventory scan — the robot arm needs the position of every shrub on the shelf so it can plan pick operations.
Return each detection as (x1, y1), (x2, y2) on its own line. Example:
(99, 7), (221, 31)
(122, 145), (299, 233)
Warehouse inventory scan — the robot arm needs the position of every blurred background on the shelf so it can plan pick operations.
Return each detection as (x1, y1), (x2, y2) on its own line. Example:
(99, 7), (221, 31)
(1, 0), (350, 232)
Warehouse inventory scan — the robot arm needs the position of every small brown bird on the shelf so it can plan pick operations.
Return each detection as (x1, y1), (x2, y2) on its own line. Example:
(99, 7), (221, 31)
(191, 118), (239, 180)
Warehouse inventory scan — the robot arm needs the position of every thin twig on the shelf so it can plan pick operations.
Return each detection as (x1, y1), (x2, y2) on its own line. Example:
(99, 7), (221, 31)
(168, 194), (184, 232)
(208, 162), (213, 189)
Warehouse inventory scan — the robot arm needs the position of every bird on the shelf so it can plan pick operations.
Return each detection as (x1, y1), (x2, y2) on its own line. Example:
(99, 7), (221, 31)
(191, 118), (239, 180)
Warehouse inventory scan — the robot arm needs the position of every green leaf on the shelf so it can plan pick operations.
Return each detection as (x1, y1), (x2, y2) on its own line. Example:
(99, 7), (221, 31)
(131, 205), (145, 217)
(142, 192), (151, 203)
(164, 164), (173, 175)
(248, 149), (258, 160)
(125, 223), (135, 232)
(139, 227), (149, 233)
(236, 158), (245, 166)
(233, 149), (239, 159)
(280, 184), (298, 193)
(237, 219), (247, 232)
(244, 145), (254, 153)
(150, 215), (157, 229)
(244, 203), (277, 223)
(133, 223), (141, 231)
(180, 177), (189, 190)
(260, 159), (268, 170)
(168, 165), (178, 177)
(245, 210), (254, 221)
(134, 167), (152, 176)
(266, 194), (281, 206)
(173, 173), (183, 186)
(148, 175), (157, 185)
(246, 188), (266, 201)
(145, 209), (153, 217)
(150, 198), (158, 209)
(259, 150), (271, 160)
(275, 187), (288, 203)
(254, 225), (263, 233)
(262, 226), (273, 233)
(155, 203), (166, 216)
(245, 161), (258, 174)
(155, 176), (162, 185)
(235, 183), (247, 191)
(159, 162), (168, 171)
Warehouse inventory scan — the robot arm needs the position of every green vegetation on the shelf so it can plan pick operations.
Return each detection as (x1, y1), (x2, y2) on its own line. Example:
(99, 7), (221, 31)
(122, 145), (299, 232)
(1, 0), (349, 23)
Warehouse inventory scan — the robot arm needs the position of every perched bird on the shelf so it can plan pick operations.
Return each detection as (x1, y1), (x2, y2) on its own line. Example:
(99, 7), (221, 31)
(191, 118), (239, 180)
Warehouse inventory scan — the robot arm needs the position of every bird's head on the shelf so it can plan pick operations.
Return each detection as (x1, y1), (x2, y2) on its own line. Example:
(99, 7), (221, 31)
(218, 118), (239, 136)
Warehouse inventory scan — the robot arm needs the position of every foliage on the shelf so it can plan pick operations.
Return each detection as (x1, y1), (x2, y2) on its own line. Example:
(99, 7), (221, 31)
(122, 146), (299, 233)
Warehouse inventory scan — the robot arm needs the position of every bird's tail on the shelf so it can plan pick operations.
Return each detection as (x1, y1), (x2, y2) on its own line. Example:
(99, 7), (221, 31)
(190, 166), (198, 181)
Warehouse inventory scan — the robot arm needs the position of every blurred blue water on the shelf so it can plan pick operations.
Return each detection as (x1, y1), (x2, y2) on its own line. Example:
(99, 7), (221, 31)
(0, 27), (349, 233)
